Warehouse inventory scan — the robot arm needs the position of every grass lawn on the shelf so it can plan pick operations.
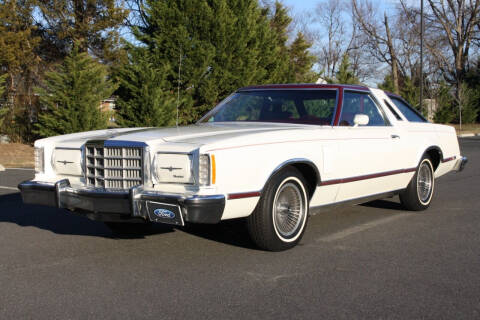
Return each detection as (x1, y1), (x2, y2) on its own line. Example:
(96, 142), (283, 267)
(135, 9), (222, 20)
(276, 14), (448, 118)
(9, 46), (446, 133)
(0, 143), (34, 168)
(450, 123), (480, 135)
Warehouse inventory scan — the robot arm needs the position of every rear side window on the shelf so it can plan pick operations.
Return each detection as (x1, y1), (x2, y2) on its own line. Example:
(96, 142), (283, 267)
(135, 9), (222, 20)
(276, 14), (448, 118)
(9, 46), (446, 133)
(390, 97), (427, 122)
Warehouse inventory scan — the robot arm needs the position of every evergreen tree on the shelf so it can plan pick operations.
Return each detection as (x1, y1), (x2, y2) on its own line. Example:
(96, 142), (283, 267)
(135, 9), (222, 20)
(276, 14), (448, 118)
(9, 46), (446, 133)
(0, 0), (41, 140)
(433, 82), (456, 123)
(378, 73), (419, 108)
(34, 49), (116, 137)
(464, 59), (480, 122)
(267, 0), (291, 81)
(0, 0), (40, 94)
(267, 2), (316, 83)
(458, 82), (479, 124)
(288, 32), (317, 82)
(270, 1), (291, 46)
(115, 50), (179, 127)
(120, 0), (302, 125)
(0, 74), (5, 97)
(34, 0), (128, 64)
(0, 74), (7, 128)
(335, 54), (359, 84)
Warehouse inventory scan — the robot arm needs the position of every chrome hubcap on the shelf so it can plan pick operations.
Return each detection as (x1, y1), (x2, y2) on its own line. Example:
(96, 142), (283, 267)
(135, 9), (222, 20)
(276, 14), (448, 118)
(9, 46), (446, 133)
(417, 161), (433, 203)
(273, 182), (304, 238)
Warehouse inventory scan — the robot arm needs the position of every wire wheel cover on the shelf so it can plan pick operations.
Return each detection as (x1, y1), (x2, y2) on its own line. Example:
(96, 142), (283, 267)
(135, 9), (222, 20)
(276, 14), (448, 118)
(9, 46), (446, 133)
(417, 162), (433, 203)
(273, 182), (305, 238)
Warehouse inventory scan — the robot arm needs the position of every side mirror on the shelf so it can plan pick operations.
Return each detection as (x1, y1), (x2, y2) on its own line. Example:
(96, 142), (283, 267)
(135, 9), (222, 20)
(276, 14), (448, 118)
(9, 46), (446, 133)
(353, 114), (369, 127)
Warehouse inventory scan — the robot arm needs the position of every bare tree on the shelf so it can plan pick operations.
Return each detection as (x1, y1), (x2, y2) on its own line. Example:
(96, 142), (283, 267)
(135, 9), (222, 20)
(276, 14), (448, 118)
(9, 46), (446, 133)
(352, 0), (403, 93)
(314, 0), (347, 79)
(303, 0), (371, 83)
(425, 0), (480, 94)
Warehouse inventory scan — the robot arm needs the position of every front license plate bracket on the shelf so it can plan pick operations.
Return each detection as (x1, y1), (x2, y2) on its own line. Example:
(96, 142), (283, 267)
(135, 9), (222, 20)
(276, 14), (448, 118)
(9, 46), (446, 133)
(146, 201), (184, 226)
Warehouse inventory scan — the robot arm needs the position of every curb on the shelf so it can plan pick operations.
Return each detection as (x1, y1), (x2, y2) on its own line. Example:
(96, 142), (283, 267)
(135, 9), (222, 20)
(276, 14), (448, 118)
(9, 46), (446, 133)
(458, 133), (480, 138)
(0, 164), (4, 172)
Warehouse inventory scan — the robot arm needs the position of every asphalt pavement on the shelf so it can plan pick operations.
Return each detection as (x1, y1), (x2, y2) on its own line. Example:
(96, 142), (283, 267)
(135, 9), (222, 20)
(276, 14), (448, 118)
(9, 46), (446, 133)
(0, 138), (479, 319)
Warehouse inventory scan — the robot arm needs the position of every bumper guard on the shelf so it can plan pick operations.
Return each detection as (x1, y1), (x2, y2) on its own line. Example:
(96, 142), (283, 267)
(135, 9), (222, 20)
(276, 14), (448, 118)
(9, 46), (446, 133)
(453, 156), (468, 172)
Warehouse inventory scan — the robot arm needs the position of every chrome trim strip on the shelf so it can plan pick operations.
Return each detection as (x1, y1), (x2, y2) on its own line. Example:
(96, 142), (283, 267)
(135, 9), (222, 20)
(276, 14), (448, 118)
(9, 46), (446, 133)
(320, 167), (416, 186)
(269, 158), (321, 186)
(104, 140), (148, 148)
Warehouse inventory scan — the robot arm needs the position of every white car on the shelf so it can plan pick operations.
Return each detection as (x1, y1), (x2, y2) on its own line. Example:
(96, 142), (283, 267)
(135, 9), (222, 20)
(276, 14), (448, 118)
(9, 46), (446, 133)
(19, 84), (467, 251)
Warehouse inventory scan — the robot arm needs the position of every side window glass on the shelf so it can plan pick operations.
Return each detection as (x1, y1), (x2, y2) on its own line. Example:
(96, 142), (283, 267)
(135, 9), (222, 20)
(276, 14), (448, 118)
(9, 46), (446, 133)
(339, 92), (387, 126)
(390, 97), (427, 122)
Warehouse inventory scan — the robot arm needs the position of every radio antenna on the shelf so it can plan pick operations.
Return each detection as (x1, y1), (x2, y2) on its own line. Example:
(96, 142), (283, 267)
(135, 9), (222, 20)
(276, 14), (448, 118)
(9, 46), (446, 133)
(176, 49), (182, 127)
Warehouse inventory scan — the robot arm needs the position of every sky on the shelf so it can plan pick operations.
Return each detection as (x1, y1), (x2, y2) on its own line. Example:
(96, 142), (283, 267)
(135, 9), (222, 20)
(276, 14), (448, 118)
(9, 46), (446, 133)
(282, 0), (317, 12)
(282, 0), (414, 14)
(280, 0), (417, 85)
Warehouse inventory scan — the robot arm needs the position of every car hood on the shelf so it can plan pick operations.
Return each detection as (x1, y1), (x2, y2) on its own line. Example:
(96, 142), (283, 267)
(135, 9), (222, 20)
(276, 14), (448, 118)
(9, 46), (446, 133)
(48, 122), (309, 149)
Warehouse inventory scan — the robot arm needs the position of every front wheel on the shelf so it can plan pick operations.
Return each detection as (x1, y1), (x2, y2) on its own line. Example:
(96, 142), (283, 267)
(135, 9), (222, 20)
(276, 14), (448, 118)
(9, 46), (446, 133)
(400, 156), (435, 211)
(247, 167), (309, 251)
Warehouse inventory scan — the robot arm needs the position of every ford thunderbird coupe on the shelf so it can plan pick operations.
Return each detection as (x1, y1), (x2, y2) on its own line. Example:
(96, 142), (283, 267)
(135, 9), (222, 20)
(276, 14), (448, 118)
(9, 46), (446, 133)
(19, 84), (467, 251)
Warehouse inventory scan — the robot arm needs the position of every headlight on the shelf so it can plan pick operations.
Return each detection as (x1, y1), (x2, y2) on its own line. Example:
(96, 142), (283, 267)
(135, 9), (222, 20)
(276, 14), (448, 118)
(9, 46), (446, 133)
(34, 147), (44, 174)
(52, 148), (83, 176)
(155, 153), (194, 184)
(199, 154), (210, 186)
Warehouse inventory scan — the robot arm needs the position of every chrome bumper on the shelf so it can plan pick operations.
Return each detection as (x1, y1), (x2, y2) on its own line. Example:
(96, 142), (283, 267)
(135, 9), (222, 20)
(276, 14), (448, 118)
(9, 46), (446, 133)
(453, 156), (468, 172)
(18, 179), (225, 225)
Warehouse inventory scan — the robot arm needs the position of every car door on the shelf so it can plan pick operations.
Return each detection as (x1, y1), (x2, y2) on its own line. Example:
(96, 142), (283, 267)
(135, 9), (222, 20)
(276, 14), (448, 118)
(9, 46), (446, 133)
(329, 90), (408, 201)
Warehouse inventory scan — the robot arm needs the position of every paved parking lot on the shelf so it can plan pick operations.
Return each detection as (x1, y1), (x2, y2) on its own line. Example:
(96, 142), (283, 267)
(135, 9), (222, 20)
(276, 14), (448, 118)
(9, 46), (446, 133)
(0, 138), (479, 319)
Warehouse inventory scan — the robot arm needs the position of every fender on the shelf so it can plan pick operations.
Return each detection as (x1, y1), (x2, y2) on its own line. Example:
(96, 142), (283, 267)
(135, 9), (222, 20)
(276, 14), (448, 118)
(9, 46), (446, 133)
(262, 158), (321, 199)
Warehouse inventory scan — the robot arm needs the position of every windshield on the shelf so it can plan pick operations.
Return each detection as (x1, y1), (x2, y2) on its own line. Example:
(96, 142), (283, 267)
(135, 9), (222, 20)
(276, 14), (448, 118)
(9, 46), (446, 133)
(199, 90), (338, 125)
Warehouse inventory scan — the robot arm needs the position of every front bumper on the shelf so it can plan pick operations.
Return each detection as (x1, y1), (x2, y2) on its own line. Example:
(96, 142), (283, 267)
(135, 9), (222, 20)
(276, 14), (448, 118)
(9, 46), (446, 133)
(453, 156), (468, 172)
(18, 179), (225, 225)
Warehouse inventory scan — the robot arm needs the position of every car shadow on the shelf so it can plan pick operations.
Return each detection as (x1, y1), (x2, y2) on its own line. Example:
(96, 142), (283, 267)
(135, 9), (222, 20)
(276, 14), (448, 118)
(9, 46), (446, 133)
(0, 192), (257, 248)
(0, 192), (173, 239)
(177, 219), (258, 250)
(360, 198), (405, 211)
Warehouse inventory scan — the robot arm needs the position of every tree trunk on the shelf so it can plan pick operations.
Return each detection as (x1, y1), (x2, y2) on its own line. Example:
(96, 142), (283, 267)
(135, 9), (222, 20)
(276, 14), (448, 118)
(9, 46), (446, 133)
(384, 13), (400, 94)
(391, 57), (400, 94)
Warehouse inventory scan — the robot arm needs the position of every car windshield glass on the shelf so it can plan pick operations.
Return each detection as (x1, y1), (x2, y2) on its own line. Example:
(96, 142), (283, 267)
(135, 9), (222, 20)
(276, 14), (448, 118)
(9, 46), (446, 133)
(199, 90), (337, 125)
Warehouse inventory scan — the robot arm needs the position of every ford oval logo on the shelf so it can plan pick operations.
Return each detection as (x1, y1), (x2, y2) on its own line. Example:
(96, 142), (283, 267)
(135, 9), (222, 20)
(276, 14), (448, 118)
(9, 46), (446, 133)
(153, 208), (175, 219)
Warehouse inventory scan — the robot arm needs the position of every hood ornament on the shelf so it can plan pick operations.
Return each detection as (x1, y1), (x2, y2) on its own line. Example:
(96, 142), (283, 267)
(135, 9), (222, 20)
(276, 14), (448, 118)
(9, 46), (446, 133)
(160, 166), (182, 172)
(57, 160), (74, 165)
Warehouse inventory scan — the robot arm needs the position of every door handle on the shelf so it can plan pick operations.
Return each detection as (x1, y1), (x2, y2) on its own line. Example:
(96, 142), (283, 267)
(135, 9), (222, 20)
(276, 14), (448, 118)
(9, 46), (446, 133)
(391, 134), (400, 139)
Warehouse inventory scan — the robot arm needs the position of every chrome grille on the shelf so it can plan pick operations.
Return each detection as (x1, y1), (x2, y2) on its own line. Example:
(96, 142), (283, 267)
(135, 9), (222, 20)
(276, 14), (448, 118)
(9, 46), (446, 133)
(85, 143), (144, 189)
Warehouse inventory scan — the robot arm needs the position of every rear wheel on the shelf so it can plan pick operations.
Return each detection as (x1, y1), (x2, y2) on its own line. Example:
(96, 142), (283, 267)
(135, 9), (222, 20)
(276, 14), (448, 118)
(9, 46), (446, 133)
(247, 167), (309, 251)
(400, 155), (435, 211)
